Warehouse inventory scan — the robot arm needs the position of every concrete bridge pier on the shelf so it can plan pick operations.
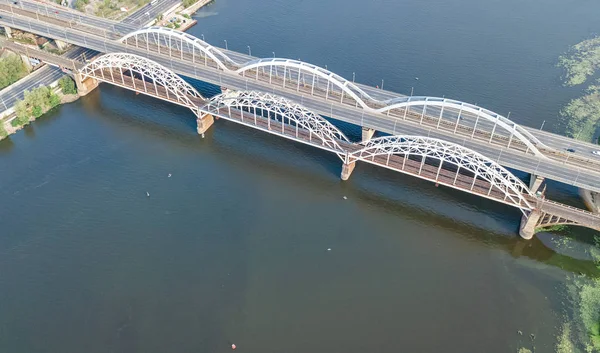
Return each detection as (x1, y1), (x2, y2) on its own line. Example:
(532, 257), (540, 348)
(3, 26), (13, 38)
(361, 127), (375, 142)
(54, 39), (69, 51)
(73, 73), (98, 96)
(20, 54), (33, 72)
(196, 113), (214, 136)
(519, 209), (542, 239)
(529, 174), (545, 193)
(341, 161), (356, 181)
(581, 189), (600, 213)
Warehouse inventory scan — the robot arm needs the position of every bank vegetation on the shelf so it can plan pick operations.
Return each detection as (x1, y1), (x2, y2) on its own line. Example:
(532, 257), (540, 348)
(0, 76), (78, 141)
(559, 36), (600, 143)
(0, 54), (28, 90)
(556, 239), (600, 353)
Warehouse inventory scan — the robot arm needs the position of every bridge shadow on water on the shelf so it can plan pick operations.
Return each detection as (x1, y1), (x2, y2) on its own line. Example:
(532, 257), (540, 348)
(78, 85), (599, 278)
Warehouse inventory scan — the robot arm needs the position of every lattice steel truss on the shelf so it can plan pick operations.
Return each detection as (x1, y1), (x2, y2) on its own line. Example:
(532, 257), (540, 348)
(80, 52), (203, 109)
(118, 28), (545, 156)
(208, 90), (350, 154)
(351, 136), (534, 209)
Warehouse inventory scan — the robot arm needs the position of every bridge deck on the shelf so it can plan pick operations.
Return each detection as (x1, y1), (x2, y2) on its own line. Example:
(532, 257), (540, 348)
(1, 9), (600, 193)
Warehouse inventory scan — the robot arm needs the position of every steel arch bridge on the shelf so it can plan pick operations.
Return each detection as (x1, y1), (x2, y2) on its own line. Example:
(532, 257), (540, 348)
(207, 90), (351, 156)
(80, 52), (204, 111)
(118, 27), (545, 157)
(350, 135), (535, 210)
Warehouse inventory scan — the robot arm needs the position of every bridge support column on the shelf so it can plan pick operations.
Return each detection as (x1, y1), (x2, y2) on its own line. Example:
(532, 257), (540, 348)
(3, 26), (13, 38)
(19, 54), (33, 72)
(529, 174), (545, 194)
(362, 127), (376, 142)
(519, 209), (542, 240)
(73, 74), (98, 96)
(54, 39), (68, 51)
(581, 189), (600, 214)
(196, 113), (214, 136)
(341, 161), (356, 181)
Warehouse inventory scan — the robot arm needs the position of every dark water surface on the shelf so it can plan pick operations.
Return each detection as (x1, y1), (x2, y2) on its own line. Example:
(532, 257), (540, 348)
(2, 0), (600, 352)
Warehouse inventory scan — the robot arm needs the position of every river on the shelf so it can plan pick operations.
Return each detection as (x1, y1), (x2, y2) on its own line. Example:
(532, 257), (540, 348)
(1, 0), (600, 352)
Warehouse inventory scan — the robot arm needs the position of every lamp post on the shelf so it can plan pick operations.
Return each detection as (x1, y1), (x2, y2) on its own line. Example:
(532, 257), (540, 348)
(247, 45), (251, 56)
(224, 39), (227, 50)
(352, 72), (355, 83)
(272, 51), (275, 58)
(381, 79), (384, 90)
(201, 34), (205, 41)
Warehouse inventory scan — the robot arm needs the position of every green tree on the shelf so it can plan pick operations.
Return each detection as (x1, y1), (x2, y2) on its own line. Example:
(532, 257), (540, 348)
(0, 55), (28, 90)
(59, 76), (77, 95)
(0, 122), (7, 139)
(32, 105), (43, 118)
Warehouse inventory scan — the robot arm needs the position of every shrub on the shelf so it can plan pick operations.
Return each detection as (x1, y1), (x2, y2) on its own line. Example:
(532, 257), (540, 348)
(59, 76), (77, 95)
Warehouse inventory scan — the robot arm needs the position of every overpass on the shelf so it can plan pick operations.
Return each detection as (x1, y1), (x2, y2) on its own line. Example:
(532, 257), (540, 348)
(0, 3), (599, 238)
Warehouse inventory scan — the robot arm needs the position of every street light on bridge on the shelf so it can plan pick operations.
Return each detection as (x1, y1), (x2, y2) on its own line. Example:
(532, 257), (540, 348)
(224, 40), (228, 50)
(247, 45), (251, 56)
(201, 34), (205, 41)
(272, 51), (275, 58)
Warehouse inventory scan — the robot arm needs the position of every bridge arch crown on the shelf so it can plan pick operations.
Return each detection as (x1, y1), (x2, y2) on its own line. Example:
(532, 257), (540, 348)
(209, 90), (350, 154)
(80, 52), (203, 108)
(119, 26), (238, 71)
(378, 96), (545, 157)
(351, 135), (534, 209)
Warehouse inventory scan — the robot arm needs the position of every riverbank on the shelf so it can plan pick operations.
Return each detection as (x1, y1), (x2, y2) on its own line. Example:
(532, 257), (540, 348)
(0, 76), (80, 141)
(154, 0), (214, 31)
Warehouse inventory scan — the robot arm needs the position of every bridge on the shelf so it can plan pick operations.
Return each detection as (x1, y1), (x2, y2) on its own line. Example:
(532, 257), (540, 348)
(0, 1), (599, 238)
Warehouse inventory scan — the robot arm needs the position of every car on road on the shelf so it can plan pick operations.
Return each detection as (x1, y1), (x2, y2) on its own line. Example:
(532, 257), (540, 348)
(566, 148), (576, 153)
(593, 150), (600, 156)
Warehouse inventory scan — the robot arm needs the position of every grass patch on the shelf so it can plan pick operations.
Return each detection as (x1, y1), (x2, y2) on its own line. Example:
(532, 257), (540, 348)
(536, 224), (569, 233)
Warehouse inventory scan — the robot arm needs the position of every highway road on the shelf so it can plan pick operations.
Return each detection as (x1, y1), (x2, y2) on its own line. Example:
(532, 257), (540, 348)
(1, 9), (599, 193)
(0, 64), (62, 111)
(0, 0), (170, 115)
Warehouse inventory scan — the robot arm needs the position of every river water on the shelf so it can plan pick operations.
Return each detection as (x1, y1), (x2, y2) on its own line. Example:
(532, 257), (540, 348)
(1, 0), (600, 352)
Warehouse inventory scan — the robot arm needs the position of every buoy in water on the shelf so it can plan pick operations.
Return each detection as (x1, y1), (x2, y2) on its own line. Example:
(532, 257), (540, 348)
(146, 192), (150, 197)
(231, 344), (237, 350)
(168, 173), (172, 178)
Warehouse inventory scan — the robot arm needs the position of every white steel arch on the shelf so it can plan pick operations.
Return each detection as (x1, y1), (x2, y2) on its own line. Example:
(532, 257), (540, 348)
(210, 90), (350, 154)
(80, 52), (203, 109)
(351, 135), (534, 209)
(117, 28), (545, 156)
(120, 27), (238, 71)
(376, 96), (544, 157)
(236, 58), (373, 106)
(235, 60), (544, 156)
